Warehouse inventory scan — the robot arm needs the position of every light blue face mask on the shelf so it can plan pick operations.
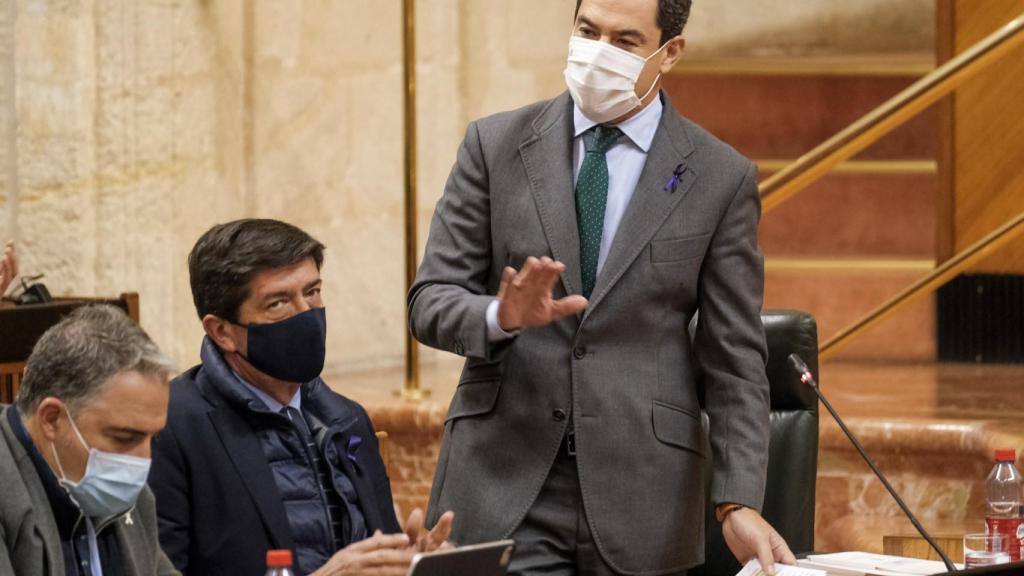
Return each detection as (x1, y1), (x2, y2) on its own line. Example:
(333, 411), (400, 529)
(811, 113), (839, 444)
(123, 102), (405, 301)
(50, 408), (151, 519)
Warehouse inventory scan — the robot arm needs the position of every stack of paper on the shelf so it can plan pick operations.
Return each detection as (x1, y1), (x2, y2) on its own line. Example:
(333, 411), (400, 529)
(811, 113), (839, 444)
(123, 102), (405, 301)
(796, 552), (959, 576)
(736, 559), (826, 576)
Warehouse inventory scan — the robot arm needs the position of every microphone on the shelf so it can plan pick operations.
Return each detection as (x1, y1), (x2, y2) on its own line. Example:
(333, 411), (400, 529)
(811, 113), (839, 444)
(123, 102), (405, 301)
(787, 354), (958, 573)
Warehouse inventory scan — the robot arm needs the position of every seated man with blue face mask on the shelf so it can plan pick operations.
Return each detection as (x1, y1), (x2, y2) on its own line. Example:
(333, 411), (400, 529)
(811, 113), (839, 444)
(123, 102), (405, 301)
(0, 304), (179, 576)
(149, 219), (453, 576)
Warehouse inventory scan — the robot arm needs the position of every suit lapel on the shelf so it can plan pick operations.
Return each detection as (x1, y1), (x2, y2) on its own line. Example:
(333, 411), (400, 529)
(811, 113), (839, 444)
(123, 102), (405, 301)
(583, 96), (697, 323)
(199, 377), (295, 551)
(519, 93), (582, 296)
(308, 419), (383, 532)
(304, 381), (385, 532)
(335, 439), (385, 531)
(1, 414), (65, 576)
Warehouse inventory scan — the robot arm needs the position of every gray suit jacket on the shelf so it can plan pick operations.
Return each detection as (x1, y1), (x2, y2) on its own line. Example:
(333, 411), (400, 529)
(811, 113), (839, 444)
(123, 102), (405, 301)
(0, 406), (179, 576)
(409, 92), (770, 575)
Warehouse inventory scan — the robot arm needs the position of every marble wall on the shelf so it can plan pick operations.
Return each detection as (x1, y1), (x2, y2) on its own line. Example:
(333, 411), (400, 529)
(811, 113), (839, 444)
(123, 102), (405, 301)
(0, 0), (933, 374)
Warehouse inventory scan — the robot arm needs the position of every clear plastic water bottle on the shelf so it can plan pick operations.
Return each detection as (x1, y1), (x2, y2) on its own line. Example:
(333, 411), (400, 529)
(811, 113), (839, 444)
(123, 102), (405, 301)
(265, 549), (296, 576)
(985, 449), (1023, 562)
(1018, 523), (1024, 564)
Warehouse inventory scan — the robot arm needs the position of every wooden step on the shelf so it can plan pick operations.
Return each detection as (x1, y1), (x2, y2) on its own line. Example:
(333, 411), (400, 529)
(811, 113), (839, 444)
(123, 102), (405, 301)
(765, 260), (936, 361)
(758, 165), (937, 259)
(671, 54), (934, 78)
(663, 73), (937, 159)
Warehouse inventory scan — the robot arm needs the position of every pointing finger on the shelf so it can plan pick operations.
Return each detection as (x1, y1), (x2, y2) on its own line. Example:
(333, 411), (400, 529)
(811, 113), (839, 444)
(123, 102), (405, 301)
(403, 508), (424, 545)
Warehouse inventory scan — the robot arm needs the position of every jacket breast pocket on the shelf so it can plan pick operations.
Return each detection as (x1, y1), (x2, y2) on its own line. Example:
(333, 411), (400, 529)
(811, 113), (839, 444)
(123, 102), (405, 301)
(445, 378), (501, 423)
(650, 233), (710, 264)
(652, 401), (706, 457)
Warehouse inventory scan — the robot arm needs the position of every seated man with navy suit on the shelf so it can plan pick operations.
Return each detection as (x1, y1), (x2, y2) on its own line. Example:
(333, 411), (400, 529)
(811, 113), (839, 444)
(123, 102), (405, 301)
(149, 219), (452, 576)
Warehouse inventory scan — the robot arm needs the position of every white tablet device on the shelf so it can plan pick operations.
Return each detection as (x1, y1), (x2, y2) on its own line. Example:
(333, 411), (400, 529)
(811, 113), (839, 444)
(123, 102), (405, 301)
(407, 539), (516, 576)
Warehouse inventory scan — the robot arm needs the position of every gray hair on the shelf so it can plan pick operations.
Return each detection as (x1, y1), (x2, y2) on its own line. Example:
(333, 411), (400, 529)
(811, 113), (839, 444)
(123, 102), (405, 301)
(16, 304), (176, 413)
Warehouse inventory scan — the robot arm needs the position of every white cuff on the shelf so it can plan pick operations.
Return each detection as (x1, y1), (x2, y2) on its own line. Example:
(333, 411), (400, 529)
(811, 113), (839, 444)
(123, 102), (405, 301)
(486, 299), (520, 343)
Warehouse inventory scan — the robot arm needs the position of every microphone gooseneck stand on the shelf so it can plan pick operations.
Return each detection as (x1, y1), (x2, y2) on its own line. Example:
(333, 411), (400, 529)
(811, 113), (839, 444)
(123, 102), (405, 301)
(787, 353), (958, 573)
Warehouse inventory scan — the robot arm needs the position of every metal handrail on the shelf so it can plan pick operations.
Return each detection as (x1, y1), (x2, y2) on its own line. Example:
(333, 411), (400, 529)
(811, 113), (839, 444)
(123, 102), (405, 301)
(753, 12), (1024, 360)
(759, 13), (1024, 213)
(820, 208), (1024, 360)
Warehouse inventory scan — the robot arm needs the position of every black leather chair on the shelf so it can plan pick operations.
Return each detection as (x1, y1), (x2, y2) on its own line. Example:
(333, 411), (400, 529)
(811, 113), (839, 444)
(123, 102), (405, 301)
(691, 309), (820, 576)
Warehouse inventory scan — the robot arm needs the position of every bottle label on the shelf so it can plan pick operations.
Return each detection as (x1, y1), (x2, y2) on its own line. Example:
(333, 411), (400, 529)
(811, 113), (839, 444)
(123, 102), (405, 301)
(986, 516), (1024, 561)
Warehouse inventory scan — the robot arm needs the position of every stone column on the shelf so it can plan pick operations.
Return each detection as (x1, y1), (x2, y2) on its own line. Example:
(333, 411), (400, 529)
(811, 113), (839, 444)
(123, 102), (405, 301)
(0, 0), (14, 243)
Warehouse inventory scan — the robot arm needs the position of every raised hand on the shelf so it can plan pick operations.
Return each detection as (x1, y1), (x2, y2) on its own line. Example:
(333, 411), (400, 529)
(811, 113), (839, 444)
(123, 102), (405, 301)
(404, 508), (454, 552)
(0, 241), (17, 296)
(496, 256), (588, 331)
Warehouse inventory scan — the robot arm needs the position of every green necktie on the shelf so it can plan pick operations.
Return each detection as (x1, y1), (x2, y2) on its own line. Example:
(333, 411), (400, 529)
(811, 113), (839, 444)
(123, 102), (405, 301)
(576, 125), (621, 299)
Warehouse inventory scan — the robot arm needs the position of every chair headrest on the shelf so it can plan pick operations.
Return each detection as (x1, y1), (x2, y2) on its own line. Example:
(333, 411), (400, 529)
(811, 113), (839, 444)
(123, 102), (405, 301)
(762, 310), (819, 412)
(691, 309), (819, 412)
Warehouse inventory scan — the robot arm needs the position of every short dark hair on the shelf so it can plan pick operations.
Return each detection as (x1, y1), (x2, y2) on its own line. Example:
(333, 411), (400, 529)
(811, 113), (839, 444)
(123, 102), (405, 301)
(574, 0), (692, 46)
(17, 305), (174, 413)
(188, 219), (325, 322)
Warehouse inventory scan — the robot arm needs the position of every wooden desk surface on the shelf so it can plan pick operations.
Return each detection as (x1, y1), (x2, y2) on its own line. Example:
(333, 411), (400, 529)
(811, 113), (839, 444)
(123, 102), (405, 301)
(884, 533), (965, 563)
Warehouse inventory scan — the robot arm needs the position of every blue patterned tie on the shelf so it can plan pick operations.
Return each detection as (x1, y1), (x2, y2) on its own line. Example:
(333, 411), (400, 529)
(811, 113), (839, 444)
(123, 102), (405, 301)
(576, 125), (622, 298)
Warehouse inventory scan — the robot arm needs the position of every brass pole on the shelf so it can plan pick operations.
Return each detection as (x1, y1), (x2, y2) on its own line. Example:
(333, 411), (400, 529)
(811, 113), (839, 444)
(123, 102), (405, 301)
(398, 0), (428, 401)
(748, 12), (1024, 359)
(759, 13), (1024, 213)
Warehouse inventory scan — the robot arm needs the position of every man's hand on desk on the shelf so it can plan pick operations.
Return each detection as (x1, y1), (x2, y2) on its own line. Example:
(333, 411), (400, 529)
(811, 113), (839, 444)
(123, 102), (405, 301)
(312, 531), (414, 576)
(311, 510), (453, 576)
(721, 506), (796, 576)
(497, 256), (588, 331)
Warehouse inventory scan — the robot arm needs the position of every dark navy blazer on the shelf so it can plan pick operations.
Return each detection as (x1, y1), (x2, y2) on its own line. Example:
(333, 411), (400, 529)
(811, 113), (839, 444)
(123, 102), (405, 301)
(148, 339), (400, 576)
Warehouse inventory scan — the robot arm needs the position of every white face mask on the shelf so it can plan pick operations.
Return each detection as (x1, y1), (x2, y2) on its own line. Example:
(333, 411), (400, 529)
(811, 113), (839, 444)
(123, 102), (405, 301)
(564, 36), (668, 124)
(51, 408), (152, 519)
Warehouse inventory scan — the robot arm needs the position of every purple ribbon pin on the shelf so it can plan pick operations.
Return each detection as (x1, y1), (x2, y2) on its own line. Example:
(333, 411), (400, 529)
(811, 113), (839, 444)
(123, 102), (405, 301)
(346, 435), (363, 467)
(664, 163), (685, 193)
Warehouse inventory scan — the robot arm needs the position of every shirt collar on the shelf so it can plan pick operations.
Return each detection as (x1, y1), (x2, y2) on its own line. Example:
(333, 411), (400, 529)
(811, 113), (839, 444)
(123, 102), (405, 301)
(232, 371), (302, 414)
(573, 91), (664, 153)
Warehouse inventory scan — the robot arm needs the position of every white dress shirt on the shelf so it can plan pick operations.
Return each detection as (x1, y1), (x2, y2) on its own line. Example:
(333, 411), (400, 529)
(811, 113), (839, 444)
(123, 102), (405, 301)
(486, 96), (665, 341)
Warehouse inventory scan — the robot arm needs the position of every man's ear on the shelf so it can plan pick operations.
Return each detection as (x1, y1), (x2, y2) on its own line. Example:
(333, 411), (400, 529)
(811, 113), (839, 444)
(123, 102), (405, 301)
(202, 314), (241, 353)
(35, 397), (66, 442)
(660, 36), (685, 73)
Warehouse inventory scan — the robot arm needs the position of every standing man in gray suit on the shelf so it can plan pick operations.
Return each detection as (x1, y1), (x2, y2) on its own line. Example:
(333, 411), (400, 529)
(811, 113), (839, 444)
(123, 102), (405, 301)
(409, 0), (796, 574)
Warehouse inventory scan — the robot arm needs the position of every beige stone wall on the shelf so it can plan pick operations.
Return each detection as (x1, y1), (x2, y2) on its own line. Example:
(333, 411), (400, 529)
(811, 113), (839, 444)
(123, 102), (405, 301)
(1, 0), (248, 367)
(0, 0), (933, 375)
(1, 0), (13, 236)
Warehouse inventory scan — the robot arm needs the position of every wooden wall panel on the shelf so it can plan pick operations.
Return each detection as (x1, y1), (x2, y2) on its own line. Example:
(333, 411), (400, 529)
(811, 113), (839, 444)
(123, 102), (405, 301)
(947, 0), (1024, 272)
(935, 0), (956, 264)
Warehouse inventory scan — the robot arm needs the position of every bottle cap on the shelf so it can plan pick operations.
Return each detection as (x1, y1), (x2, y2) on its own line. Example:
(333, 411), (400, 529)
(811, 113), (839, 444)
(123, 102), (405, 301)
(995, 448), (1016, 462)
(267, 549), (293, 568)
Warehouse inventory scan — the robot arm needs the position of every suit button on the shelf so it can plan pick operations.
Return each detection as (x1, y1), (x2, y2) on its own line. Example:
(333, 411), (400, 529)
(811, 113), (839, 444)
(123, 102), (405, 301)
(454, 341), (465, 355)
(552, 409), (567, 422)
(573, 346), (586, 359)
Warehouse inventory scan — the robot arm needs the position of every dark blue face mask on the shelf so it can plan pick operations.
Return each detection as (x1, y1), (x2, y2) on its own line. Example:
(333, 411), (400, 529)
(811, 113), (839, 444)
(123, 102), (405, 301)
(240, 307), (327, 383)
